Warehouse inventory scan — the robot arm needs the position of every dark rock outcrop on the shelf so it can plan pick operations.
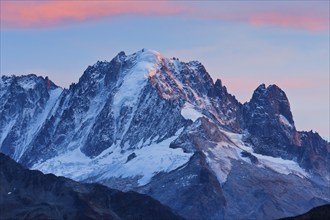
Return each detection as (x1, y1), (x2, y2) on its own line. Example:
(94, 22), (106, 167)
(280, 204), (330, 220)
(243, 84), (330, 181)
(243, 84), (299, 157)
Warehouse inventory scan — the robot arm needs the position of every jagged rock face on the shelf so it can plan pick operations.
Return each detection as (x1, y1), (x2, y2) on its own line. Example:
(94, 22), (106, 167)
(298, 131), (330, 180)
(170, 118), (232, 153)
(243, 84), (298, 151)
(20, 58), (123, 164)
(244, 84), (296, 157)
(243, 84), (329, 181)
(210, 79), (243, 131)
(222, 160), (329, 219)
(148, 58), (242, 131)
(0, 153), (183, 220)
(139, 152), (226, 220)
(0, 75), (62, 161)
(0, 49), (329, 219)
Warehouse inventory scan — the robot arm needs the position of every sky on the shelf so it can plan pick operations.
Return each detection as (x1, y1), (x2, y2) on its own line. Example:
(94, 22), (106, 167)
(0, 0), (329, 138)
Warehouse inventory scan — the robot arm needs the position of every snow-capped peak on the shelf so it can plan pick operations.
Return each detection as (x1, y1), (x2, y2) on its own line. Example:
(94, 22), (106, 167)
(124, 49), (163, 78)
(112, 49), (162, 121)
(138, 48), (162, 58)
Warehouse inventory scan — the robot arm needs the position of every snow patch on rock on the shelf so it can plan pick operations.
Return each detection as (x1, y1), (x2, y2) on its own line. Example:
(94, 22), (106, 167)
(17, 77), (37, 90)
(181, 102), (206, 122)
(206, 129), (308, 184)
(278, 114), (293, 128)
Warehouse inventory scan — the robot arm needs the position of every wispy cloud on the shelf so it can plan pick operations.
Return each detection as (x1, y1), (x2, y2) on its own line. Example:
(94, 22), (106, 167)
(1, 1), (328, 32)
(248, 12), (328, 31)
(1, 1), (185, 29)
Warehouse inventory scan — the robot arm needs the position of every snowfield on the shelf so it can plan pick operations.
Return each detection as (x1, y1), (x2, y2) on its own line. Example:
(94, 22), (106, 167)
(205, 128), (309, 184)
(33, 128), (192, 186)
(181, 102), (206, 122)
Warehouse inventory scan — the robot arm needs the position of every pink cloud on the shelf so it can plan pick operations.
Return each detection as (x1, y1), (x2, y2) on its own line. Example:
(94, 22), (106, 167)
(249, 12), (328, 31)
(1, 1), (185, 29)
(1, 1), (328, 32)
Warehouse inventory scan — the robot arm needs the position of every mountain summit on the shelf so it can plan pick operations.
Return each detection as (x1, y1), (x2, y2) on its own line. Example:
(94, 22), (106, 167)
(1, 49), (329, 219)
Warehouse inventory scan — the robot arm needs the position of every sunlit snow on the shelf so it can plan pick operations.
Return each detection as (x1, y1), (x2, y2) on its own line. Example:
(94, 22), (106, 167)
(112, 49), (162, 139)
(112, 49), (162, 119)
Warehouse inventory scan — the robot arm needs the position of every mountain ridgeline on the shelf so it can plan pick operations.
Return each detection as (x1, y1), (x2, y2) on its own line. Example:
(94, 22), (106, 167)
(0, 49), (329, 219)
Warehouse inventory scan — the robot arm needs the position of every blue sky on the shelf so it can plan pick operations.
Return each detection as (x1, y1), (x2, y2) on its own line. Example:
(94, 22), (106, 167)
(0, 1), (329, 138)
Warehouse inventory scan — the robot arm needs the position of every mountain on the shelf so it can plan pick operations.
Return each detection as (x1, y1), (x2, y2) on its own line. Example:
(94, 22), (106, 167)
(0, 153), (183, 220)
(280, 204), (330, 220)
(1, 49), (329, 219)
